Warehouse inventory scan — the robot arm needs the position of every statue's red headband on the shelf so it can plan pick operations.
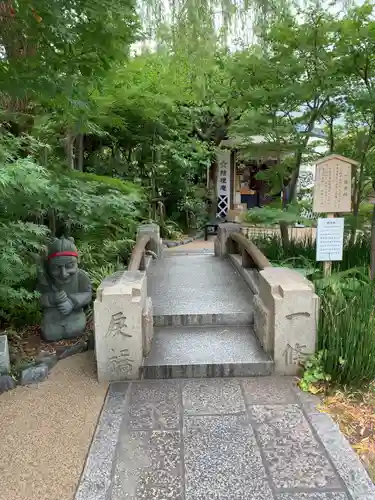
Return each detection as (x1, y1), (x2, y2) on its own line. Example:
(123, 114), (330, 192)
(48, 251), (78, 260)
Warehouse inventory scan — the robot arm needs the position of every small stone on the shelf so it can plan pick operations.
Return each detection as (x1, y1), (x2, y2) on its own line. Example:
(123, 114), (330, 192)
(35, 352), (58, 372)
(56, 340), (87, 360)
(20, 364), (49, 386)
(0, 374), (16, 393)
(0, 334), (10, 374)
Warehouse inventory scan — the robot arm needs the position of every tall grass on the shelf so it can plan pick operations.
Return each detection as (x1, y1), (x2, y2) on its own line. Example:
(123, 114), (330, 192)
(254, 232), (370, 272)
(319, 285), (375, 385)
(252, 232), (375, 386)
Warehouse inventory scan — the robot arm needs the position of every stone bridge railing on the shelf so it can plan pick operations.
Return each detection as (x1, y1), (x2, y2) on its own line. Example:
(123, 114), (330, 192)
(215, 223), (319, 376)
(94, 224), (161, 382)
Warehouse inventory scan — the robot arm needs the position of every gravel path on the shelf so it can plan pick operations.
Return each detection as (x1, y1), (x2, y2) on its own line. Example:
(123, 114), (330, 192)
(0, 351), (108, 500)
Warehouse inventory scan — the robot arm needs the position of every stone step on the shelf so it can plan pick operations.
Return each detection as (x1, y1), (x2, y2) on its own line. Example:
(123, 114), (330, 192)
(143, 325), (273, 379)
(162, 248), (214, 256)
(153, 311), (253, 327)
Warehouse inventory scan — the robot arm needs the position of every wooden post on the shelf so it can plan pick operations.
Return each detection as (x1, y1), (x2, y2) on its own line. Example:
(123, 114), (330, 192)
(323, 213), (334, 277)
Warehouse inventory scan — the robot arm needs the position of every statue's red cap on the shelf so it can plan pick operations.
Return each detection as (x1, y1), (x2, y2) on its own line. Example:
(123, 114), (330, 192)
(48, 251), (78, 260)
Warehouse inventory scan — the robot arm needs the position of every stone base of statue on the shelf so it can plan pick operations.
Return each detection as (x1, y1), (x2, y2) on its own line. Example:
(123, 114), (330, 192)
(36, 237), (92, 342)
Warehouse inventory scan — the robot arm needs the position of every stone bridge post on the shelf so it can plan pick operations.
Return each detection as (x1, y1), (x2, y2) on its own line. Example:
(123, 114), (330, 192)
(214, 223), (241, 257)
(94, 224), (160, 382)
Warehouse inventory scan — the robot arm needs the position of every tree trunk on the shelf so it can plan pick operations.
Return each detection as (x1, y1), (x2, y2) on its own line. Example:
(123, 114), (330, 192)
(279, 181), (290, 249)
(65, 131), (74, 169)
(288, 149), (304, 203)
(371, 204), (375, 280)
(48, 208), (56, 237)
(279, 221), (290, 251)
(75, 133), (84, 171)
(349, 160), (365, 246)
(349, 201), (359, 246)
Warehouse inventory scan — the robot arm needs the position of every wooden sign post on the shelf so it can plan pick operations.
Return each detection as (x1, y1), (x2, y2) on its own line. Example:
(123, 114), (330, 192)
(313, 154), (359, 276)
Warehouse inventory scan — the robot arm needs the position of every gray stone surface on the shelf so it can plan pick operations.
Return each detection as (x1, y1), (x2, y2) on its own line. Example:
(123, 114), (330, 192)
(184, 414), (273, 500)
(276, 494), (349, 500)
(56, 340), (87, 360)
(0, 334), (10, 374)
(242, 376), (298, 405)
(111, 430), (183, 500)
(164, 247), (214, 256)
(249, 404), (340, 490)
(35, 351), (58, 371)
(127, 380), (181, 430)
(0, 374), (16, 393)
(183, 379), (245, 415)
(307, 411), (375, 500)
(76, 377), (372, 500)
(19, 363), (49, 385)
(148, 255), (254, 317)
(75, 383), (129, 500)
(144, 326), (273, 379)
(153, 311), (253, 327)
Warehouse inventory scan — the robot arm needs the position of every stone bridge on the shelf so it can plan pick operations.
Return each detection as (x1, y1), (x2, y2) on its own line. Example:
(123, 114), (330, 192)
(94, 223), (319, 381)
(75, 223), (375, 500)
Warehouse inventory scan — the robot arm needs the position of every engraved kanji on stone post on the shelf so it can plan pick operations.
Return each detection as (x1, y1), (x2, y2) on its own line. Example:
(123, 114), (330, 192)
(106, 312), (132, 339)
(94, 269), (147, 382)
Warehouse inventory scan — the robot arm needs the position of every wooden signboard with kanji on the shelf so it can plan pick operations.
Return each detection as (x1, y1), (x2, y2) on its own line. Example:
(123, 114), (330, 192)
(312, 154), (358, 214)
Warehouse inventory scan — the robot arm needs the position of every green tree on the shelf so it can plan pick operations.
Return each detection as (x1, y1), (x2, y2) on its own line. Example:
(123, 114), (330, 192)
(334, 0), (375, 275)
(229, 5), (344, 244)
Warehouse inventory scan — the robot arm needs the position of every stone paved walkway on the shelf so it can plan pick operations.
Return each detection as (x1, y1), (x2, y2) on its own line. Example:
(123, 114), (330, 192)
(75, 377), (375, 500)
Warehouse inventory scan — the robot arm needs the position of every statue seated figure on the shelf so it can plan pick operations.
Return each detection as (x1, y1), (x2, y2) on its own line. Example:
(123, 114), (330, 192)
(37, 236), (92, 342)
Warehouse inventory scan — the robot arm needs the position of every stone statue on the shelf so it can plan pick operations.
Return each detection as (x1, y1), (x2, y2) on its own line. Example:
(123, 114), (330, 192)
(36, 237), (92, 342)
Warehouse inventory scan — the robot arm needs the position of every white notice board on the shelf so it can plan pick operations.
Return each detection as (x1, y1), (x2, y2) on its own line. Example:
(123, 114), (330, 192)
(316, 218), (344, 262)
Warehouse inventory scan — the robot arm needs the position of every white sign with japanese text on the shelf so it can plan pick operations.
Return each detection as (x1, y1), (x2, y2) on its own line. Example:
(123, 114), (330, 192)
(316, 217), (344, 262)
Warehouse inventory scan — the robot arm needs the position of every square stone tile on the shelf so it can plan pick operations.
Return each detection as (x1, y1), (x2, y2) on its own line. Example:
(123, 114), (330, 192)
(184, 414), (273, 500)
(128, 380), (181, 430)
(277, 494), (348, 500)
(250, 405), (340, 490)
(111, 430), (183, 499)
(241, 377), (298, 405)
(182, 379), (245, 415)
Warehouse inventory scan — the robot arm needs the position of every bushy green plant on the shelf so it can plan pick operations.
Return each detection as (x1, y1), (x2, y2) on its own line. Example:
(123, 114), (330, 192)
(299, 351), (332, 393)
(243, 204), (314, 227)
(87, 263), (123, 294)
(177, 185), (208, 230)
(78, 238), (135, 271)
(318, 284), (375, 386)
(0, 159), (52, 326)
(0, 138), (142, 328)
(158, 220), (184, 240)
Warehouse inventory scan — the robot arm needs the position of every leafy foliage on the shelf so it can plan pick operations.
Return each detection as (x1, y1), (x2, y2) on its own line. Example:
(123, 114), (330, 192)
(0, 137), (142, 327)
